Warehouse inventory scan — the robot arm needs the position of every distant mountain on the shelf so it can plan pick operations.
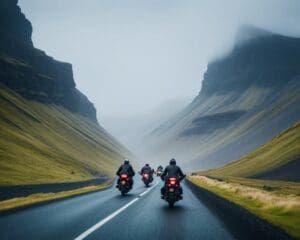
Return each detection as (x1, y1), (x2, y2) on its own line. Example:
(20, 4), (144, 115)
(0, 0), (96, 122)
(102, 97), (191, 151)
(0, 0), (128, 185)
(142, 26), (300, 170)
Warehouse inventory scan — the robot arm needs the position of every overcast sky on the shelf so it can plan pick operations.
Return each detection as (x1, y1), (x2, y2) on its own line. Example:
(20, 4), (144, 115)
(19, 0), (300, 144)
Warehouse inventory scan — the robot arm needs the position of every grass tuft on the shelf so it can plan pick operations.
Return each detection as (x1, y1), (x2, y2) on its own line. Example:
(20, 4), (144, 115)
(0, 183), (111, 212)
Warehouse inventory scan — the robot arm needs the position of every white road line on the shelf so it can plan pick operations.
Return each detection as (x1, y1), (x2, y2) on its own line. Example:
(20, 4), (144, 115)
(139, 182), (159, 197)
(74, 182), (158, 240)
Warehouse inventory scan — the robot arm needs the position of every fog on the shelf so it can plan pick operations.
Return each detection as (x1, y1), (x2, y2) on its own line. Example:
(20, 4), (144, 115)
(19, 0), (300, 149)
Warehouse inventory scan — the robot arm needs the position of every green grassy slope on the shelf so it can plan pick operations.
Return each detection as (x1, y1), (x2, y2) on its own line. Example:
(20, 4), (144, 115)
(200, 121), (300, 178)
(0, 84), (126, 185)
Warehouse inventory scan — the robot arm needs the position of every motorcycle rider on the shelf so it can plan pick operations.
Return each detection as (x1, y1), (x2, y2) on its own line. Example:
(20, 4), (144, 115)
(116, 159), (135, 188)
(140, 163), (154, 182)
(156, 165), (163, 176)
(157, 165), (163, 172)
(161, 158), (185, 198)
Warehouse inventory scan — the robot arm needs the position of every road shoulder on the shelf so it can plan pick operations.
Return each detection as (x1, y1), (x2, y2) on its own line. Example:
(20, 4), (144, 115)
(186, 176), (295, 240)
(0, 181), (113, 212)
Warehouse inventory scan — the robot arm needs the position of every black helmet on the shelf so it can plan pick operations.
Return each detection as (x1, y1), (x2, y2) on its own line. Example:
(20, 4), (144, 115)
(170, 158), (176, 165)
(124, 159), (129, 164)
(145, 163), (149, 166)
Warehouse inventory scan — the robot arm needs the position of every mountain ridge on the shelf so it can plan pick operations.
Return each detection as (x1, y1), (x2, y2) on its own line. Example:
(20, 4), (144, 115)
(142, 26), (300, 170)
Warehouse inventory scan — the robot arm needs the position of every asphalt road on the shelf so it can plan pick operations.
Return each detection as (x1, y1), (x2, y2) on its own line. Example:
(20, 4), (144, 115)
(0, 176), (283, 240)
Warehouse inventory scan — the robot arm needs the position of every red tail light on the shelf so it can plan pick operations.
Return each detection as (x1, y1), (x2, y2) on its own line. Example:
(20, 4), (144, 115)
(168, 177), (178, 187)
(143, 173), (149, 178)
(120, 174), (128, 179)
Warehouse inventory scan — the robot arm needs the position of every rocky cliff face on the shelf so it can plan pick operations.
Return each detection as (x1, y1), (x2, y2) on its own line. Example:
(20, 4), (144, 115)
(0, 0), (97, 122)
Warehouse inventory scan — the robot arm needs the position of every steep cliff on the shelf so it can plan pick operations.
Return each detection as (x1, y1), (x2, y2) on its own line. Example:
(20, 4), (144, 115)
(0, 0), (97, 122)
(142, 26), (300, 170)
(0, 0), (129, 185)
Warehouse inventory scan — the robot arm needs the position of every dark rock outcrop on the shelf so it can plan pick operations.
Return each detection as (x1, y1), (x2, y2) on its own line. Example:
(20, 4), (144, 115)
(0, 0), (97, 122)
(201, 26), (300, 95)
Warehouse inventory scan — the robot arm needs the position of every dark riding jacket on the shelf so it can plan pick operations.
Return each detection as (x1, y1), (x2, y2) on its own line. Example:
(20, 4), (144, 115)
(141, 166), (153, 174)
(116, 163), (135, 177)
(161, 164), (184, 180)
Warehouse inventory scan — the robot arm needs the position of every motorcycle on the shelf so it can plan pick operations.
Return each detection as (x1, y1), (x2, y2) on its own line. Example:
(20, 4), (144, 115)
(117, 173), (131, 195)
(162, 177), (183, 207)
(142, 173), (153, 187)
(156, 169), (163, 176)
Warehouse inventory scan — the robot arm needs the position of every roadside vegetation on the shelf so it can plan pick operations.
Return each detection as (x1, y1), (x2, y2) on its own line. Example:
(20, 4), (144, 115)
(0, 182), (111, 212)
(188, 176), (300, 239)
(190, 122), (300, 239)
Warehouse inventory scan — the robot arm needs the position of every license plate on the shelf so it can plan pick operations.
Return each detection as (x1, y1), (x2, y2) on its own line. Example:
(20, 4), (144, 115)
(121, 181), (126, 185)
(169, 188), (174, 192)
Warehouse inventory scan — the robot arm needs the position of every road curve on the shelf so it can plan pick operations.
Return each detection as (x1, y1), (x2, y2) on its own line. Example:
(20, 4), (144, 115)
(0, 176), (288, 240)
